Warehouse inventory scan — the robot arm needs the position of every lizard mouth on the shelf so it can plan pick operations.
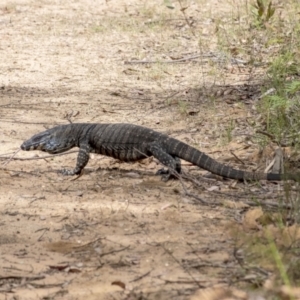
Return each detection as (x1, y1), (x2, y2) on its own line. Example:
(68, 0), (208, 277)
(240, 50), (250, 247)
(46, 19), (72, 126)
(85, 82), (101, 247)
(42, 144), (75, 154)
(21, 142), (45, 151)
(43, 147), (66, 154)
(21, 139), (73, 154)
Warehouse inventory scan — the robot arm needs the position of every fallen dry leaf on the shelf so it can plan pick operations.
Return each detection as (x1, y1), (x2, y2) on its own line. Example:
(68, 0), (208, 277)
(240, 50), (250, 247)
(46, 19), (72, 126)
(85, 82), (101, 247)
(243, 208), (264, 230)
(111, 281), (126, 290)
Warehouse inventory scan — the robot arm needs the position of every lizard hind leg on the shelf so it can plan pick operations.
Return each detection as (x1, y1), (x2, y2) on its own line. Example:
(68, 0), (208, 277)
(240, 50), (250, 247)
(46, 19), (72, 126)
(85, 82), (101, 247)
(147, 142), (181, 181)
(156, 156), (181, 179)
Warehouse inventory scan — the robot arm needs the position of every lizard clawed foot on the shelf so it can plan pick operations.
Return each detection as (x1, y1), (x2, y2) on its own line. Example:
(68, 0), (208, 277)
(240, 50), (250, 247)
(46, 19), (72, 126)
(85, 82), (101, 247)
(156, 168), (169, 175)
(156, 168), (177, 181)
(59, 168), (83, 181)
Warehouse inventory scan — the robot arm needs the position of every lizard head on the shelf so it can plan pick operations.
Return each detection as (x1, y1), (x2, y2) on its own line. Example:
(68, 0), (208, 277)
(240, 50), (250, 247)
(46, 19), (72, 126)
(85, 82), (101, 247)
(21, 126), (76, 154)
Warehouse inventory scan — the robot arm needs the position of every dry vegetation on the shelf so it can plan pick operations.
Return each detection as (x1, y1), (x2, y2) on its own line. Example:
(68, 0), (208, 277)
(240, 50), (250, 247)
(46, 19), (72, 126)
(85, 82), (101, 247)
(1, 0), (300, 299)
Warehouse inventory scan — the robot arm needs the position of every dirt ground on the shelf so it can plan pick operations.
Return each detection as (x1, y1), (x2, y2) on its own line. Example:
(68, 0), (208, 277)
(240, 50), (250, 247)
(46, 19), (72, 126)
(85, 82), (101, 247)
(0, 0), (291, 299)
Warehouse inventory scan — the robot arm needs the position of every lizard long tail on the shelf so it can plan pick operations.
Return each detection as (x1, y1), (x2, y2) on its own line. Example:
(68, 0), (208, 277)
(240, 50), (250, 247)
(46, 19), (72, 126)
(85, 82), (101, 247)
(167, 138), (298, 181)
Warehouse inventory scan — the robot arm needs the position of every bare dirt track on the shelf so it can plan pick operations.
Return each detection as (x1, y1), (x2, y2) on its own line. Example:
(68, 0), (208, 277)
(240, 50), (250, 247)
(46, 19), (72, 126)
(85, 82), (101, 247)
(0, 0), (290, 299)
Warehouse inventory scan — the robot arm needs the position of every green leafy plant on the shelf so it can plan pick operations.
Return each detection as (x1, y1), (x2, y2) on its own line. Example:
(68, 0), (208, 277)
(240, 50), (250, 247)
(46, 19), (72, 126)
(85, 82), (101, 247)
(260, 80), (300, 146)
(163, 0), (175, 9)
(178, 100), (188, 115)
(251, 0), (276, 28)
(225, 119), (235, 143)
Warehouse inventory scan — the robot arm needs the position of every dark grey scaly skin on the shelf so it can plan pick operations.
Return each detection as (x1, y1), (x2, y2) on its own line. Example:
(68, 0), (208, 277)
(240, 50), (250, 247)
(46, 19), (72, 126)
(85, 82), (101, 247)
(21, 123), (299, 181)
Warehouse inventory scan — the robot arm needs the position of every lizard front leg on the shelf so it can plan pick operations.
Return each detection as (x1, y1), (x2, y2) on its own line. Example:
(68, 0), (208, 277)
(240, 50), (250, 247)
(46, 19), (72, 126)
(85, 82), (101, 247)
(61, 143), (91, 175)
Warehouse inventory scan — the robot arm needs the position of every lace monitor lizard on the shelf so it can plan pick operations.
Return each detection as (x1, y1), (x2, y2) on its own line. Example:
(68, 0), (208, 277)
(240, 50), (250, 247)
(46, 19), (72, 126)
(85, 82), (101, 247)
(21, 123), (299, 181)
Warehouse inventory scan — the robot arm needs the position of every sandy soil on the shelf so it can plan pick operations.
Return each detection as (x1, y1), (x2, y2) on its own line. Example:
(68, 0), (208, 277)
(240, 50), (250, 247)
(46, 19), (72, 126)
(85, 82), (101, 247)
(0, 0), (286, 299)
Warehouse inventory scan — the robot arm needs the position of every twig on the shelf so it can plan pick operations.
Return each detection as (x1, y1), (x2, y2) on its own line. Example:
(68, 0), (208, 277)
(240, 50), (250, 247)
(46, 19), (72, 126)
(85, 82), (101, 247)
(244, 199), (292, 209)
(258, 88), (276, 99)
(183, 189), (212, 205)
(160, 243), (204, 288)
(0, 275), (45, 281)
(30, 282), (65, 288)
(163, 279), (212, 285)
(100, 246), (130, 257)
(37, 228), (49, 241)
(230, 150), (245, 165)
(256, 130), (290, 147)
(130, 270), (152, 282)
(0, 150), (79, 162)
(180, 170), (297, 209)
(2, 149), (21, 166)
(256, 130), (276, 140)
(170, 169), (210, 204)
(124, 54), (202, 64)
(64, 110), (74, 124)
(178, 0), (196, 37)
(29, 196), (46, 204)
(73, 237), (104, 249)
(189, 262), (237, 269)
(35, 227), (50, 233)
